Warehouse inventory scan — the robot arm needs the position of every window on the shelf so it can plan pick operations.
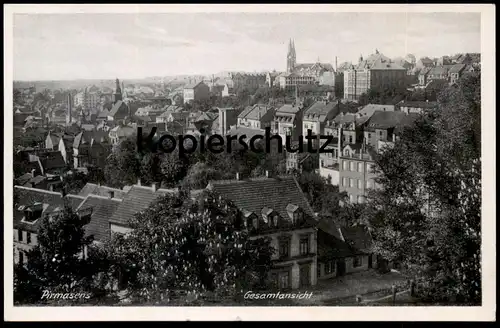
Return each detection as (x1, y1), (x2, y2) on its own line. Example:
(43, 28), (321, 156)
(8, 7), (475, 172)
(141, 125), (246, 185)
(325, 260), (335, 274)
(343, 160), (348, 170)
(349, 194), (354, 203)
(299, 235), (309, 255)
(357, 179), (363, 189)
(368, 133), (371, 139)
(279, 271), (290, 289)
(273, 215), (279, 227)
(350, 161), (356, 171)
(349, 178), (355, 188)
(378, 130), (383, 137)
(321, 160), (324, 167)
(18, 230), (23, 242)
(19, 251), (24, 265)
(353, 256), (363, 268)
(357, 195), (364, 204)
(358, 162), (363, 172)
(27, 233), (31, 244)
(279, 239), (290, 258)
(342, 177), (347, 187)
(366, 163), (373, 173)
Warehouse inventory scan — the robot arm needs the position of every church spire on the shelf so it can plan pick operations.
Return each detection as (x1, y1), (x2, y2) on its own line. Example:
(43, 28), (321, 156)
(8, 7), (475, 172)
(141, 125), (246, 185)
(113, 78), (123, 104)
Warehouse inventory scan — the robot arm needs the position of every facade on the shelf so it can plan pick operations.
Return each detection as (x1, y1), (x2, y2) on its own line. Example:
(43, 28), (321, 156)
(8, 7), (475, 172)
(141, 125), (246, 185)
(231, 72), (267, 89)
(363, 111), (419, 152)
(108, 126), (135, 145)
(13, 186), (88, 265)
(343, 52), (407, 101)
(274, 103), (305, 144)
(266, 71), (281, 87)
(318, 143), (340, 186)
(339, 143), (379, 204)
(73, 131), (111, 168)
(207, 175), (318, 290)
(302, 100), (338, 136)
(277, 73), (316, 89)
(183, 81), (210, 104)
(448, 64), (467, 85)
(74, 89), (100, 111)
(237, 104), (275, 130)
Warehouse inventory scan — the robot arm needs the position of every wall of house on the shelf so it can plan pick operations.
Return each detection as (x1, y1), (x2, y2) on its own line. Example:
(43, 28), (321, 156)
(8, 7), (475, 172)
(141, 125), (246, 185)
(345, 255), (370, 274)
(261, 227), (318, 289)
(317, 259), (337, 280)
(339, 158), (378, 204)
(319, 166), (339, 186)
(13, 229), (37, 264)
(302, 121), (321, 135)
(194, 84), (210, 102)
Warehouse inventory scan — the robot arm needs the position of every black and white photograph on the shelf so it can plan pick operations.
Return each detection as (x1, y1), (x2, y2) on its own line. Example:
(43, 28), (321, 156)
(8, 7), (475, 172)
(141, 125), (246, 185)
(4, 4), (495, 322)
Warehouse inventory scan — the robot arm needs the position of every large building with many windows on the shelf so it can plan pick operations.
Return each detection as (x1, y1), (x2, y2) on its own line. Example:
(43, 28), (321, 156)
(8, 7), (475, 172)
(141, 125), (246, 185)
(343, 51), (407, 101)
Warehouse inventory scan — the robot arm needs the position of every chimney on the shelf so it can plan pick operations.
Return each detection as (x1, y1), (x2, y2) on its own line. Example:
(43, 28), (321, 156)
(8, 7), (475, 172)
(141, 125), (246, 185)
(152, 183), (158, 192)
(265, 170), (270, 178)
(137, 178), (141, 186)
(31, 169), (36, 177)
(236, 172), (240, 180)
(108, 190), (115, 199)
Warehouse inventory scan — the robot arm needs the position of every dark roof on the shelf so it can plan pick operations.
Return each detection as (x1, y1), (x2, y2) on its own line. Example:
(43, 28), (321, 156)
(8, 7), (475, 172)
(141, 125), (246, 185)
(109, 185), (177, 226)
(317, 232), (358, 259)
(14, 186), (85, 233)
(366, 111), (419, 130)
(340, 225), (373, 254)
(317, 217), (343, 240)
(109, 101), (129, 117)
(39, 152), (66, 171)
(184, 81), (205, 89)
(73, 131), (109, 148)
(207, 175), (316, 223)
(78, 183), (128, 199)
(399, 101), (438, 109)
(448, 64), (466, 74)
(76, 195), (122, 242)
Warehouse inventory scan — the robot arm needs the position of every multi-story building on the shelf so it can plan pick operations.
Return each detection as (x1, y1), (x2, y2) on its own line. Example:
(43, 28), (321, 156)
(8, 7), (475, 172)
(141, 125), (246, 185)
(237, 104), (275, 130)
(207, 174), (318, 289)
(13, 186), (89, 265)
(363, 111), (419, 152)
(274, 102), (305, 144)
(338, 143), (379, 204)
(183, 81), (210, 104)
(266, 71), (281, 87)
(448, 64), (467, 85)
(343, 51), (407, 101)
(418, 67), (432, 86)
(277, 73), (316, 89)
(302, 100), (338, 136)
(231, 72), (267, 90)
(73, 131), (111, 168)
(318, 142), (340, 186)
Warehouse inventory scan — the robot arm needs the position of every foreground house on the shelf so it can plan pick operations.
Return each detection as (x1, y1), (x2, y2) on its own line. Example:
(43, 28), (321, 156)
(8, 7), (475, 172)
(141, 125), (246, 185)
(207, 174), (318, 289)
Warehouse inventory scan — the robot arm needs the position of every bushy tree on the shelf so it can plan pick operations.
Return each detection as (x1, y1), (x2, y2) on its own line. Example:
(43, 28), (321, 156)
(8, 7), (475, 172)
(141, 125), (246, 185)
(106, 191), (274, 304)
(14, 204), (97, 304)
(366, 72), (481, 304)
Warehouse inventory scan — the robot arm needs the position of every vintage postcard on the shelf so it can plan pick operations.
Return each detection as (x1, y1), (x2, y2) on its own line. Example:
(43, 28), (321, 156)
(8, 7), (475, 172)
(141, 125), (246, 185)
(4, 4), (496, 322)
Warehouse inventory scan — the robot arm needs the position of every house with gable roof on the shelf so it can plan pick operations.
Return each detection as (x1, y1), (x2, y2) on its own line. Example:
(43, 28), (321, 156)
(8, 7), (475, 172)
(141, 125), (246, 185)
(207, 174), (318, 289)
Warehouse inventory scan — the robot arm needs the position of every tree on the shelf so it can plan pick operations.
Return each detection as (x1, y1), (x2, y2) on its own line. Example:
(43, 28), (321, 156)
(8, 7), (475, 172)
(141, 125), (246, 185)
(14, 88), (23, 105)
(181, 162), (221, 190)
(105, 191), (274, 304)
(14, 204), (96, 304)
(366, 72), (481, 304)
(104, 137), (141, 188)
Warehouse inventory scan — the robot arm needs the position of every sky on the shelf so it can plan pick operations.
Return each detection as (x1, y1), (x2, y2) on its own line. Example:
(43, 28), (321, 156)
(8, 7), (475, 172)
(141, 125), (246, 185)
(12, 12), (481, 81)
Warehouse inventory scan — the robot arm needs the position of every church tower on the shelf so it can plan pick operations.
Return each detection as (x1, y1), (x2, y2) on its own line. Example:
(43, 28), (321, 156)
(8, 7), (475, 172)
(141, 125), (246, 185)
(66, 93), (73, 126)
(113, 78), (122, 104)
(287, 38), (296, 73)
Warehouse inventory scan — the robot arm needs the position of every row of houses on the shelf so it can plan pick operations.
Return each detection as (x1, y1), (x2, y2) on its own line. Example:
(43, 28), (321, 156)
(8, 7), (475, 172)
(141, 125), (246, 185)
(13, 173), (375, 290)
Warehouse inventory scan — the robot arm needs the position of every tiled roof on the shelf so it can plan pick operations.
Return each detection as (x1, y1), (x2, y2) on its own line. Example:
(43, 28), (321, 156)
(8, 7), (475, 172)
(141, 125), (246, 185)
(238, 104), (274, 121)
(109, 185), (177, 226)
(109, 125), (135, 138)
(366, 111), (419, 130)
(207, 175), (316, 224)
(356, 104), (395, 125)
(76, 195), (122, 242)
(399, 101), (438, 109)
(428, 66), (449, 76)
(448, 64), (466, 74)
(14, 186), (85, 233)
(333, 112), (357, 125)
(340, 225), (373, 254)
(303, 101), (337, 122)
(39, 152), (66, 171)
(73, 131), (109, 148)
(78, 183), (128, 199)
(109, 101), (129, 117)
(184, 81), (204, 89)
